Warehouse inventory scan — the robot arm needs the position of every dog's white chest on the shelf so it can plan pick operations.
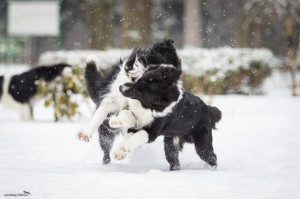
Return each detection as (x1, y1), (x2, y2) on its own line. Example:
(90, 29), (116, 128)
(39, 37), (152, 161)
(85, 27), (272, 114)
(128, 99), (154, 128)
(106, 69), (130, 111)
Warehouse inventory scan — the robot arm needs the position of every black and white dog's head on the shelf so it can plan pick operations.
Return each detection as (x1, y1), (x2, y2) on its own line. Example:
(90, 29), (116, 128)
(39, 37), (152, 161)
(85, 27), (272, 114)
(120, 65), (182, 112)
(122, 39), (181, 82)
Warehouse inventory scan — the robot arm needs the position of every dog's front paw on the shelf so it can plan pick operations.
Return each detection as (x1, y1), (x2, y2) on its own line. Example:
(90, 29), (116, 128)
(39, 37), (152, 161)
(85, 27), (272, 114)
(113, 146), (130, 160)
(77, 131), (90, 142)
(109, 116), (123, 128)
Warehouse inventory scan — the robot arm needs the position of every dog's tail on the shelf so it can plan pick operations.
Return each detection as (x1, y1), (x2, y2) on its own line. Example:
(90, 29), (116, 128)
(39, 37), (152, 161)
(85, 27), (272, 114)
(84, 56), (104, 104)
(208, 105), (222, 129)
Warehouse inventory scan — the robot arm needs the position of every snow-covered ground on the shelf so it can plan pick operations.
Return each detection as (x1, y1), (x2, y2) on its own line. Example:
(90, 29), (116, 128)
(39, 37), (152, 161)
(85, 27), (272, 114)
(0, 70), (300, 199)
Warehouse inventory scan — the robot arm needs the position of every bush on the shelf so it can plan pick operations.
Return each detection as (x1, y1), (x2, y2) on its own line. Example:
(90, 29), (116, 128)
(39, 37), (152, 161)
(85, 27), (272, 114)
(37, 47), (277, 120)
(36, 48), (275, 121)
(36, 66), (88, 121)
(182, 61), (272, 95)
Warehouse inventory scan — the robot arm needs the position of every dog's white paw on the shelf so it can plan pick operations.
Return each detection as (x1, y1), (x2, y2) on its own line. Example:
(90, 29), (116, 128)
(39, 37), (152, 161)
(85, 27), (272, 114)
(109, 116), (123, 128)
(86, 55), (100, 65)
(113, 146), (130, 160)
(77, 131), (91, 142)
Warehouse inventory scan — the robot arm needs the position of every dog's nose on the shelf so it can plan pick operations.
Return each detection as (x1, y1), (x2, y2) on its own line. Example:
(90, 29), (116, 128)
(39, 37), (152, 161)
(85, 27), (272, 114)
(119, 85), (129, 93)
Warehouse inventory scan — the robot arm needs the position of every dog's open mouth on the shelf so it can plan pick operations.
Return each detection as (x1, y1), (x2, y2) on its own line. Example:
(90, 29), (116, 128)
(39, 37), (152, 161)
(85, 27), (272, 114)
(128, 70), (142, 81)
(129, 70), (139, 77)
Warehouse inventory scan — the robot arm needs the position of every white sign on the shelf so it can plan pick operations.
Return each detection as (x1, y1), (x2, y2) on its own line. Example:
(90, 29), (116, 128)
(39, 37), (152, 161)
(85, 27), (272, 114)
(8, 1), (60, 36)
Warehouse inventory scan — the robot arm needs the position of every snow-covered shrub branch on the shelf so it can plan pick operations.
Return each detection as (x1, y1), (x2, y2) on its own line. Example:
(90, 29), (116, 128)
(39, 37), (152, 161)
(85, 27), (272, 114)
(179, 48), (276, 94)
(183, 61), (272, 95)
(36, 66), (88, 121)
(39, 47), (278, 72)
(39, 47), (278, 96)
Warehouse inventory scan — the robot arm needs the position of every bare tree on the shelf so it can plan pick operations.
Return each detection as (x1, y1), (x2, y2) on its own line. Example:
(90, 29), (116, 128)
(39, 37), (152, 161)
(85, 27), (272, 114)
(87, 0), (114, 50)
(237, 0), (248, 48)
(241, 0), (300, 96)
(241, 0), (300, 50)
(121, 0), (152, 48)
(183, 0), (203, 47)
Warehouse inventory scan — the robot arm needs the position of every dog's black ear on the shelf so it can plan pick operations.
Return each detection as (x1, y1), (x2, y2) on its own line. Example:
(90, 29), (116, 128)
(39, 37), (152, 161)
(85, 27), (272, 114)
(156, 65), (181, 82)
(125, 47), (142, 68)
(128, 47), (141, 61)
(132, 47), (142, 55)
(151, 39), (175, 52)
(164, 39), (174, 45)
(166, 66), (181, 82)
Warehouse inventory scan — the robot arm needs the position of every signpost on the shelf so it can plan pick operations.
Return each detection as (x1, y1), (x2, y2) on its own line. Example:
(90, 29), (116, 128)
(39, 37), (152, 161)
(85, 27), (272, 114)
(7, 1), (60, 64)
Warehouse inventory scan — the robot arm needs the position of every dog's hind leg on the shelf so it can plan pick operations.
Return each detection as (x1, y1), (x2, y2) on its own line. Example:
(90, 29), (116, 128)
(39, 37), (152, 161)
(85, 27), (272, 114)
(20, 103), (32, 121)
(164, 137), (180, 171)
(98, 120), (118, 164)
(192, 127), (217, 168)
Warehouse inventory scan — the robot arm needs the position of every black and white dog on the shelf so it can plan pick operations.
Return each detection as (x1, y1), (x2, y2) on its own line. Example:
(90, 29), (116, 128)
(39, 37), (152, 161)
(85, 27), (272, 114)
(79, 39), (181, 164)
(0, 63), (70, 120)
(109, 65), (222, 170)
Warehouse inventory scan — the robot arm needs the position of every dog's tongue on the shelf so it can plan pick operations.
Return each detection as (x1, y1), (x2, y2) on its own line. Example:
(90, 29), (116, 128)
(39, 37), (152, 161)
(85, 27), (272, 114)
(129, 70), (137, 76)
(129, 70), (140, 80)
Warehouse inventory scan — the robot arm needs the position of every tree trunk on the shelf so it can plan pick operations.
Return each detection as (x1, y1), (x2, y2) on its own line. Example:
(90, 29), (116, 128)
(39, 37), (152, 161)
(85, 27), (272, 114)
(183, 0), (203, 47)
(88, 0), (114, 50)
(121, 0), (152, 48)
(254, 23), (262, 48)
(237, 0), (248, 47)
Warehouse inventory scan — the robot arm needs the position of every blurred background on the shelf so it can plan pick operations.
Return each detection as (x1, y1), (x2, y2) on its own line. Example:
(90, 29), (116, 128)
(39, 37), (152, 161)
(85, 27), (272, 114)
(0, 0), (300, 121)
(0, 0), (299, 64)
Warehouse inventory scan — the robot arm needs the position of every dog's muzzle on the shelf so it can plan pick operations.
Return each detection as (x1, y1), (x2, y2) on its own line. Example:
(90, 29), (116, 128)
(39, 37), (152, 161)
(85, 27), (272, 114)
(119, 85), (129, 94)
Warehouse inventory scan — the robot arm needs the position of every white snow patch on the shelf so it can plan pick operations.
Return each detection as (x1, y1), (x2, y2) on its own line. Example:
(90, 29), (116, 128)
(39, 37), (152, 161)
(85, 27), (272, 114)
(0, 70), (300, 198)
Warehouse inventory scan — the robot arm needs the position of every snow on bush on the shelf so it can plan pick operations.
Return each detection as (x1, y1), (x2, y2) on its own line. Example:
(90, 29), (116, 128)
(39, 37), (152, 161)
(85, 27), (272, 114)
(39, 49), (132, 70)
(39, 47), (278, 95)
(179, 47), (278, 75)
(36, 66), (88, 121)
(35, 47), (278, 121)
(39, 47), (278, 74)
